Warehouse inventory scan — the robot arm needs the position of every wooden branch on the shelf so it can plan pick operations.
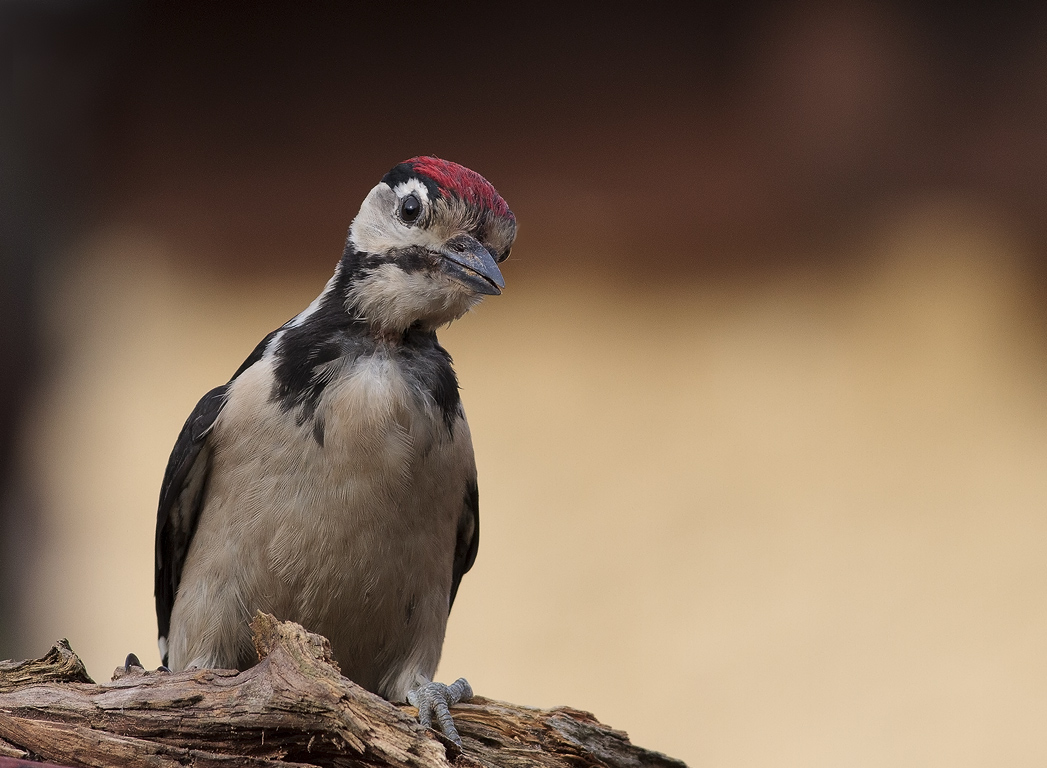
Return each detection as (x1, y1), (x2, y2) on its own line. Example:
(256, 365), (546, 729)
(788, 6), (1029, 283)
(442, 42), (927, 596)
(0, 614), (686, 768)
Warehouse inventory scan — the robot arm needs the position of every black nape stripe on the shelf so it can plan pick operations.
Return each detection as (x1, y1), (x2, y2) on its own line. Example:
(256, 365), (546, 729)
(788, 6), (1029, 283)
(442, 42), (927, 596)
(270, 268), (362, 423)
(275, 336), (345, 424)
(270, 256), (464, 439)
(233, 329), (279, 379)
(402, 329), (462, 434)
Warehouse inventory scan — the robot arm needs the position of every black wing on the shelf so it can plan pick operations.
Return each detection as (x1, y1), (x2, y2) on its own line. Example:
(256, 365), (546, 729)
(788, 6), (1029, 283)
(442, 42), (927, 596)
(153, 384), (227, 662)
(154, 331), (277, 663)
(449, 477), (480, 612)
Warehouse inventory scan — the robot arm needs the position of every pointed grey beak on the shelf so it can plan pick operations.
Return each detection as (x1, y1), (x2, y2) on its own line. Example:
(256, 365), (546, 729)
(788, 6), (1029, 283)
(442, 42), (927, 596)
(438, 235), (505, 295)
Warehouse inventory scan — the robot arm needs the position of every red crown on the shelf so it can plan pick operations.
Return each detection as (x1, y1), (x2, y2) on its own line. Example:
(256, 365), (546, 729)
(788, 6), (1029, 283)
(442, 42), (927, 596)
(406, 156), (512, 219)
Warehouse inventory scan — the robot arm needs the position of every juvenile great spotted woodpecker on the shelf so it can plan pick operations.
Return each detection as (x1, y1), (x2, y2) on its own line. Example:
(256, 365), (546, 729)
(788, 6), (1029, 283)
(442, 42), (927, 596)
(149, 157), (515, 746)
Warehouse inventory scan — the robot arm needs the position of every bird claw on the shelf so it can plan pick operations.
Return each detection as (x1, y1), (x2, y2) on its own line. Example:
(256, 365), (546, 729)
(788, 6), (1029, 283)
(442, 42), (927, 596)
(113, 653), (170, 680)
(407, 677), (473, 747)
(112, 652), (145, 680)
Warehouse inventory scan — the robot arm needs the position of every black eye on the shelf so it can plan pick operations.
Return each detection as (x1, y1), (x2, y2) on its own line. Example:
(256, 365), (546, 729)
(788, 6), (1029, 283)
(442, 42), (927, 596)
(400, 193), (421, 223)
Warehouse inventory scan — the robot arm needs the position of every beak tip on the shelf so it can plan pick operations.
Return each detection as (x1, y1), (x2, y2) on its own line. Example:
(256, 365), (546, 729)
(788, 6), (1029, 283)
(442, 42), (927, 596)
(440, 236), (506, 296)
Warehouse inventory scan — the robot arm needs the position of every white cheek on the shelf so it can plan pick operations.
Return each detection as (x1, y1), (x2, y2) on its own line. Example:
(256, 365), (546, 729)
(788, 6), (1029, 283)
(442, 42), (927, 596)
(348, 183), (444, 256)
(347, 264), (481, 334)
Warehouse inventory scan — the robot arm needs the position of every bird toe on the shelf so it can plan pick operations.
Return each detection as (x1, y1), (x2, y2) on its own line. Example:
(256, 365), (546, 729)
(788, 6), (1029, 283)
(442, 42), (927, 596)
(407, 677), (473, 747)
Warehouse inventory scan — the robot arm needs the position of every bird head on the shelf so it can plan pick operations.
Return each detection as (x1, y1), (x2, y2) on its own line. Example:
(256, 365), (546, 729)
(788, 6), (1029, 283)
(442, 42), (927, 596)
(345, 156), (516, 335)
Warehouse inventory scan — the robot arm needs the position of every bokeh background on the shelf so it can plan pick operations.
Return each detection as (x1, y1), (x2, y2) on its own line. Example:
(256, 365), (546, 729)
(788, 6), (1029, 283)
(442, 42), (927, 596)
(4, 3), (1047, 765)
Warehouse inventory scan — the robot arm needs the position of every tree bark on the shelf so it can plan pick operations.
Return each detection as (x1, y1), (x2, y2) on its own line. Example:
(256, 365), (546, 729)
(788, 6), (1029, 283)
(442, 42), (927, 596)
(0, 614), (686, 768)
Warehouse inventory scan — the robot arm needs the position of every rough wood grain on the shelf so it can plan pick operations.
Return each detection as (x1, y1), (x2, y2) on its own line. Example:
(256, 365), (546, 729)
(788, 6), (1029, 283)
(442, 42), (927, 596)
(0, 641), (94, 694)
(0, 614), (686, 768)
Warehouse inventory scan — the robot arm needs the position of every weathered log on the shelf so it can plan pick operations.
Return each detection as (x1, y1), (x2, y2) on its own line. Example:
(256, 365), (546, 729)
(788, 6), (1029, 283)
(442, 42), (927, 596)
(0, 614), (686, 768)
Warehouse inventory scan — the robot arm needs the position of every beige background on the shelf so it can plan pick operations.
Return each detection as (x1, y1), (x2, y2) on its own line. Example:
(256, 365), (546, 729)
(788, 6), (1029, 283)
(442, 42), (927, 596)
(7, 5), (1047, 765)
(16, 195), (1047, 766)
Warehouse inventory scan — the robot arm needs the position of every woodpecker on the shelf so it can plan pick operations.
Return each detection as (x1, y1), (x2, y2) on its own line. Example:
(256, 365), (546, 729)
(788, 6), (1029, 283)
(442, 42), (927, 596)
(151, 157), (515, 746)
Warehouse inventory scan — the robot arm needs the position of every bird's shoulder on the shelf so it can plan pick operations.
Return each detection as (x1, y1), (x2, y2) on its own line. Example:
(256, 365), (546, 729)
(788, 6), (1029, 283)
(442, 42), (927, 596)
(264, 301), (464, 434)
(396, 329), (463, 431)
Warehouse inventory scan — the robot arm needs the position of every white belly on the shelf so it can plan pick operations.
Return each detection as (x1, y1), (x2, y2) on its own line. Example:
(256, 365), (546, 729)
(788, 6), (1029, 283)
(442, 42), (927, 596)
(166, 349), (474, 700)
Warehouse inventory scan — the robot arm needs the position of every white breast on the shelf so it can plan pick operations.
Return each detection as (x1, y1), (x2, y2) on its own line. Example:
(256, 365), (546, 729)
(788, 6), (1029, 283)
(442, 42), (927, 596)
(166, 347), (475, 700)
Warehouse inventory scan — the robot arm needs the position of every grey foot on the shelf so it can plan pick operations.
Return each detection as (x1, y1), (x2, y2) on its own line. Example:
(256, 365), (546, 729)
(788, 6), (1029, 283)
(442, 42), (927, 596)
(407, 677), (473, 747)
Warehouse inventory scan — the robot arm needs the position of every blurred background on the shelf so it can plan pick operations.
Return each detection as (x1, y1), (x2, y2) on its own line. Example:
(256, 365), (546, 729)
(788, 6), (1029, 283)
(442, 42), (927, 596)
(3, 2), (1047, 765)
